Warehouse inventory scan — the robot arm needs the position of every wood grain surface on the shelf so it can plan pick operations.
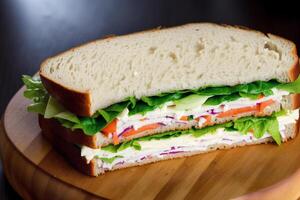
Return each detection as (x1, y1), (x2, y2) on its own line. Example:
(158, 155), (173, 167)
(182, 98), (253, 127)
(2, 87), (300, 200)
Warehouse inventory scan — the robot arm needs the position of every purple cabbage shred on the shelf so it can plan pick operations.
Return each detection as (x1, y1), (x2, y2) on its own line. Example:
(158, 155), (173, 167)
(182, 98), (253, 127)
(166, 115), (175, 119)
(222, 138), (233, 141)
(160, 151), (185, 155)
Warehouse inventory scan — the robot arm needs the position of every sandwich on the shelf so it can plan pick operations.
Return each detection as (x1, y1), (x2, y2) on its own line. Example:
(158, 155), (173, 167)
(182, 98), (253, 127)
(22, 23), (300, 176)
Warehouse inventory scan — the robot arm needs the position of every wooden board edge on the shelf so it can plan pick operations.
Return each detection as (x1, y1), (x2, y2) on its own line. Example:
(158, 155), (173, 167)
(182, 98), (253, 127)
(2, 93), (300, 200)
(0, 119), (105, 200)
(233, 118), (300, 200)
(233, 168), (300, 200)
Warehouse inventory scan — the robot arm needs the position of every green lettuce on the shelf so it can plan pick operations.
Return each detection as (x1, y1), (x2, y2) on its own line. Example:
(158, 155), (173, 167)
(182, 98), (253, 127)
(73, 101), (131, 135)
(233, 115), (281, 145)
(22, 75), (49, 115)
(196, 80), (280, 95)
(22, 75), (127, 135)
(191, 122), (233, 137)
(277, 75), (300, 93)
(22, 74), (300, 136)
(102, 129), (189, 153)
(173, 94), (212, 110)
(97, 155), (123, 164)
(201, 80), (282, 105)
(102, 113), (285, 153)
(129, 79), (283, 112)
(203, 93), (241, 106)
(101, 124), (237, 153)
(129, 92), (186, 115)
(44, 96), (80, 123)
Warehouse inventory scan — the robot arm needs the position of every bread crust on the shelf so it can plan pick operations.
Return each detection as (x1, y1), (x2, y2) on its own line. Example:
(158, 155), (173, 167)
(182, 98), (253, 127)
(288, 57), (300, 110)
(38, 115), (98, 148)
(291, 94), (300, 110)
(287, 45), (299, 82)
(41, 123), (97, 176)
(39, 23), (299, 117)
(40, 74), (92, 116)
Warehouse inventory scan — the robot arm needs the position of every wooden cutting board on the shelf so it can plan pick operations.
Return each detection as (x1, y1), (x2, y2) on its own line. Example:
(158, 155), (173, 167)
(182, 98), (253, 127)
(2, 87), (300, 200)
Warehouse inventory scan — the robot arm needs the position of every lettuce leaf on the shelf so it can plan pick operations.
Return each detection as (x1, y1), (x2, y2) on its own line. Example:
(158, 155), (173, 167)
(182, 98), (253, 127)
(22, 75), (49, 115)
(22, 74), (300, 136)
(196, 80), (280, 96)
(98, 101), (130, 122)
(201, 80), (281, 105)
(71, 118), (104, 135)
(141, 92), (183, 106)
(233, 114), (281, 145)
(266, 119), (281, 145)
(100, 144), (118, 153)
(69, 101), (131, 135)
(128, 80), (281, 114)
(27, 102), (48, 115)
(277, 75), (300, 93)
(102, 113), (284, 153)
(238, 92), (260, 100)
(173, 94), (212, 110)
(97, 155), (123, 164)
(128, 101), (156, 116)
(191, 122), (233, 137)
(22, 75), (132, 135)
(44, 96), (80, 123)
(203, 93), (241, 105)
(129, 92), (185, 115)
(102, 129), (191, 152)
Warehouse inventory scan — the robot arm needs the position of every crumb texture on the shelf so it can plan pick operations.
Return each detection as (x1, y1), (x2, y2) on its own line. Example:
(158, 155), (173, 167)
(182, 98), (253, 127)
(40, 23), (296, 112)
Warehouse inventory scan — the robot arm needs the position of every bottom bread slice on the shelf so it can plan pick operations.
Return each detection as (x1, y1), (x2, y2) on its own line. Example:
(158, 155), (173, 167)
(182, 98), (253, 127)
(41, 114), (299, 176)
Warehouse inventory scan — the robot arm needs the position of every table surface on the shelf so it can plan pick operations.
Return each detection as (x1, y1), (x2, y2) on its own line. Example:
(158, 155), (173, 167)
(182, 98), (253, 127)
(1, 0), (300, 199)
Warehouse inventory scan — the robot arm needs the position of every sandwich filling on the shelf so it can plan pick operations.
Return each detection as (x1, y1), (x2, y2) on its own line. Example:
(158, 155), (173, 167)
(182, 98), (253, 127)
(81, 109), (299, 170)
(22, 75), (300, 145)
(22, 75), (300, 171)
(112, 88), (287, 140)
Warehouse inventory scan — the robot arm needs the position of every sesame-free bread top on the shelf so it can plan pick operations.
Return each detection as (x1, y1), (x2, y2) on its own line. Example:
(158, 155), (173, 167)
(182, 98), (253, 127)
(40, 23), (299, 116)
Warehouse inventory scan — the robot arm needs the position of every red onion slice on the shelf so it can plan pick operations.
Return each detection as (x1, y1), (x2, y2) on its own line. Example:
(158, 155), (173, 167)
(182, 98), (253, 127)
(160, 151), (185, 155)
(207, 108), (219, 115)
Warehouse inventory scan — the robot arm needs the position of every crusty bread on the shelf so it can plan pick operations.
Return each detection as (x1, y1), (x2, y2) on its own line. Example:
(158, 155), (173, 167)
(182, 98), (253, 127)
(41, 125), (98, 176)
(38, 95), (296, 149)
(41, 120), (298, 176)
(39, 23), (299, 116)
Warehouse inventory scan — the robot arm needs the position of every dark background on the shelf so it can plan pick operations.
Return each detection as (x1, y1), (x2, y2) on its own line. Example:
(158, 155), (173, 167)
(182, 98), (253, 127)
(0, 0), (299, 199)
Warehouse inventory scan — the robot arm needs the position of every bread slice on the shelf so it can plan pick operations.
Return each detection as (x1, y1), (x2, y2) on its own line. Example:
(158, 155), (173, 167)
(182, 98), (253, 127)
(41, 118), (299, 176)
(38, 94), (298, 149)
(39, 23), (299, 116)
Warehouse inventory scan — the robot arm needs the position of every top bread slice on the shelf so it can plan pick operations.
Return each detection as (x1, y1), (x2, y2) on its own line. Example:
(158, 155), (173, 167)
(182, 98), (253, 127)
(39, 23), (299, 116)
